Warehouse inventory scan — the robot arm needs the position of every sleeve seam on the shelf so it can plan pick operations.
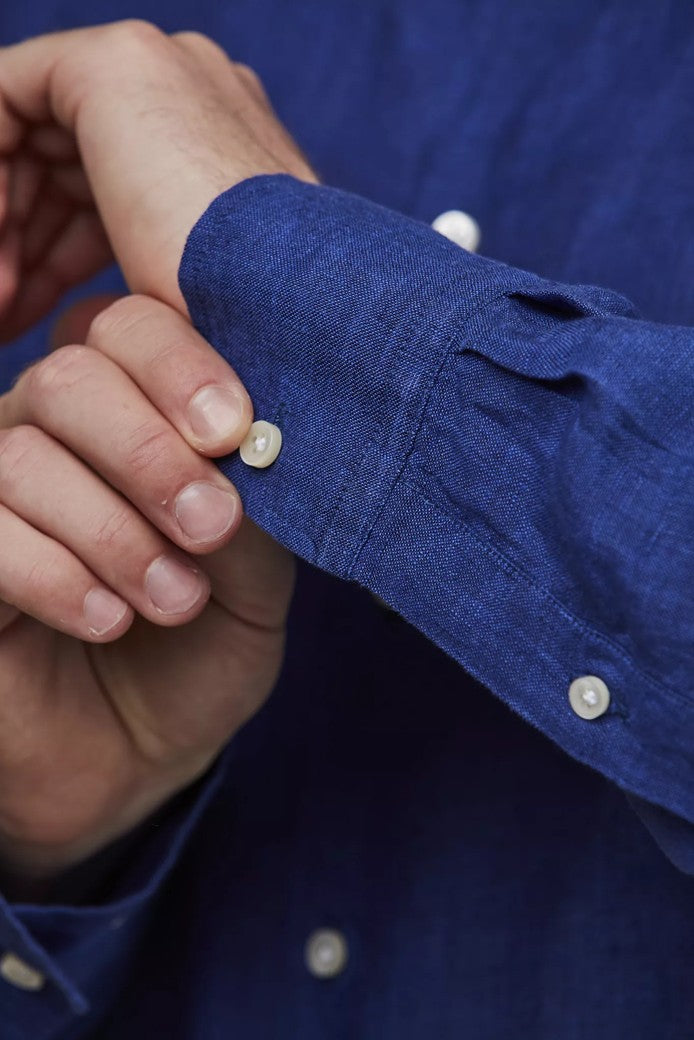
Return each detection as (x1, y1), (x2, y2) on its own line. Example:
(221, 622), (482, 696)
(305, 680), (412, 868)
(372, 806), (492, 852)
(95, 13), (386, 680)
(341, 284), (534, 576)
(387, 473), (691, 712)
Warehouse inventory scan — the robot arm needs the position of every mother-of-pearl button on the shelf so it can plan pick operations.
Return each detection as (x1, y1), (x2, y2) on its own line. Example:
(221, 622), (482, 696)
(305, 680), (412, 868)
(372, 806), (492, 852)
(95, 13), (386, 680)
(431, 209), (481, 252)
(568, 675), (610, 720)
(239, 420), (282, 468)
(305, 928), (349, 979)
(0, 953), (45, 991)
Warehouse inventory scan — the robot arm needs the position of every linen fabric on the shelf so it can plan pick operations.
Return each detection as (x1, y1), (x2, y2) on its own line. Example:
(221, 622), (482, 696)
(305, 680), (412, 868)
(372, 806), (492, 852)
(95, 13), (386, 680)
(0, 2), (692, 1037)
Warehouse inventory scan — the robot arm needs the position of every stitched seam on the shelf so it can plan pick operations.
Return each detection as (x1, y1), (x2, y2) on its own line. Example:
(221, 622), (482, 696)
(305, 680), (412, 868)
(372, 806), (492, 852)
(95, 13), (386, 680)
(188, 196), (687, 709)
(392, 474), (691, 711)
(336, 289), (521, 570)
(316, 288), (475, 566)
(191, 189), (539, 570)
(344, 288), (522, 577)
(339, 285), (691, 710)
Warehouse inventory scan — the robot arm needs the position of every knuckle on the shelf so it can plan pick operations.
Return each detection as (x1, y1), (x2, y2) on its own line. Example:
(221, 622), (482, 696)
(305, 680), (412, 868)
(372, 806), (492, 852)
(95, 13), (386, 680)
(0, 425), (44, 491)
(233, 62), (264, 92)
(123, 420), (175, 477)
(144, 331), (206, 381)
(106, 19), (167, 52)
(23, 555), (64, 603)
(90, 508), (136, 552)
(174, 31), (230, 67)
(174, 30), (215, 50)
(88, 294), (152, 347)
(24, 345), (92, 403)
(234, 61), (260, 83)
(53, 22), (169, 122)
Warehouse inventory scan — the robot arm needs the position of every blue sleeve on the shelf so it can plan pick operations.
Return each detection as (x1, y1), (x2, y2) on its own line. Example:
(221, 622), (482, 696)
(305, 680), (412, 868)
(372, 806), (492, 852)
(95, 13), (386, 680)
(0, 750), (229, 1037)
(179, 174), (694, 842)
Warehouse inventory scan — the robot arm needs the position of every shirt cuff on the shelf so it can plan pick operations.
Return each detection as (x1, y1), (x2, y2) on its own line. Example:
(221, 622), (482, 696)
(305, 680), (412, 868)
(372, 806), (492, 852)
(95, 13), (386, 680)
(178, 174), (694, 833)
(0, 749), (229, 1039)
(182, 175), (576, 563)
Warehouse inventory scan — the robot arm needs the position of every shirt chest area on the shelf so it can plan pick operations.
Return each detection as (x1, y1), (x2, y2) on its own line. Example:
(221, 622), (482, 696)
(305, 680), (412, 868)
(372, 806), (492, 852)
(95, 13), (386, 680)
(226, 0), (693, 326)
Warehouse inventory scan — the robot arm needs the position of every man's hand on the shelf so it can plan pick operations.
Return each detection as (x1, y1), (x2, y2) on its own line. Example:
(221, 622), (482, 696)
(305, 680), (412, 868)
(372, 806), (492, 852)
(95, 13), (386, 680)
(0, 294), (294, 888)
(0, 20), (316, 340)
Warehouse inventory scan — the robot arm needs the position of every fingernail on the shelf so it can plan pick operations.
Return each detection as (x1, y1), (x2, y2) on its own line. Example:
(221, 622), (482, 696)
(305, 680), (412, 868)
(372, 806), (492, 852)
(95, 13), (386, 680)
(174, 482), (239, 543)
(188, 386), (245, 444)
(146, 556), (207, 615)
(84, 587), (128, 636)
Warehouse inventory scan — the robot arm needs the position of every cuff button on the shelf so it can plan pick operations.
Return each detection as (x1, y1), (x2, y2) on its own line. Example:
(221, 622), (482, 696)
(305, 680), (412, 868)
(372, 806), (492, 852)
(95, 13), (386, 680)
(568, 675), (610, 720)
(239, 421), (282, 469)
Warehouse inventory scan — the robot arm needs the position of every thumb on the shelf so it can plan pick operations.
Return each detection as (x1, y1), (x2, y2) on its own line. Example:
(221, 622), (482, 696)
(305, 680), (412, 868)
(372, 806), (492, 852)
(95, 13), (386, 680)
(50, 293), (122, 350)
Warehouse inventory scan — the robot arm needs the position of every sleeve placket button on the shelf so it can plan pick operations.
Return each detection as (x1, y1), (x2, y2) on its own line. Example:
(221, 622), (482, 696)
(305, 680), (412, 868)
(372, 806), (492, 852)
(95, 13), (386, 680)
(568, 675), (611, 720)
(239, 420), (282, 468)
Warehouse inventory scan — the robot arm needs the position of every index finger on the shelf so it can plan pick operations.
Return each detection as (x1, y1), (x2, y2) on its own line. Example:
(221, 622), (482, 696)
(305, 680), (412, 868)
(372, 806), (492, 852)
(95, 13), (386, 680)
(0, 82), (24, 155)
(87, 294), (253, 456)
(0, 29), (92, 138)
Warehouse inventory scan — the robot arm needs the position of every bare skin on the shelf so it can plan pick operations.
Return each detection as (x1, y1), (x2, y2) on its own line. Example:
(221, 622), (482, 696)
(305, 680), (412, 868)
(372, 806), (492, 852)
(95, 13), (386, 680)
(0, 22), (315, 890)
(0, 21), (316, 335)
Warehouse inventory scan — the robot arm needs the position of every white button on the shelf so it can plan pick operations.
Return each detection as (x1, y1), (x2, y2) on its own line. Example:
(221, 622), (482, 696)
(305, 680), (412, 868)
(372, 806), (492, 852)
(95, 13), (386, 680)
(239, 420), (282, 469)
(305, 928), (349, 979)
(431, 209), (481, 252)
(568, 675), (610, 720)
(0, 953), (45, 992)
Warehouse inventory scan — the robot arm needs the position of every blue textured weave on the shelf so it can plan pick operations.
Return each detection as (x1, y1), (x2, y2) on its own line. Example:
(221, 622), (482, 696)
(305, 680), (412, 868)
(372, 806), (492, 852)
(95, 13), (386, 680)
(0, 2), (692, 1038)
(181, 174), (693, 824)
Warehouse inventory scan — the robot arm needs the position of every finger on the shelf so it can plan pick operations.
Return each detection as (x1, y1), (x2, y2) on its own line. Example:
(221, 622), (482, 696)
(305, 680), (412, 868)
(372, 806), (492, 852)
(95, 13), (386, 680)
(0, 159), (9, 230)
(172, 34), (264, 111)
(0, 210), (112, 343)
(0, 598), (20, 636)
(0, 424), (210, 625)
(0, 501), (133, 642)
(16, 167), (95, 274)
(25, 123), (78, 161)
(172, 31), (234, 68)
(0, 23), (208, 314)
(204, 518), (295, 632)
(19, 185), (71, 267)
(87, 295), (253, 456)
(0, 89), (23, 154)
(4, 344), (242, 553)
(8, 152), (44, 222)
(0, 29), (93, 130)
(230, 63), (271, 106)
(46, 162), (93, 205)
(98, 597), (275, 760)
(97, 520), (295, 758)
(2, 23), (261, 312)
(0, 224), (20, 317)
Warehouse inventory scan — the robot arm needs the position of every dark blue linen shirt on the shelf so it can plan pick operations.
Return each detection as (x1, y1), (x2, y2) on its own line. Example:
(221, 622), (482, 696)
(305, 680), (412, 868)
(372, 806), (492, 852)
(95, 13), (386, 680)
(0, 2), (693, 1037)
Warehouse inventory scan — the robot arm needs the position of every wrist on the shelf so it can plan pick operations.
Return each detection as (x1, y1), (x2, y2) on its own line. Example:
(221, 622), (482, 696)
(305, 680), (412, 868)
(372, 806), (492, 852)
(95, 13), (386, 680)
(0, 757), (212, 896)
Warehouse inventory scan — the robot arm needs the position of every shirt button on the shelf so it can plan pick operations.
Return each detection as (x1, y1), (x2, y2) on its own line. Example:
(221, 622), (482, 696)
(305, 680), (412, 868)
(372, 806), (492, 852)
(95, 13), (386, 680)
(431, 209), (481, 252)
(0, 953), (45, 992)
(305, 928), (349, 979)
(568, 675), (611, 720)
(239, 420), (282, 469)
